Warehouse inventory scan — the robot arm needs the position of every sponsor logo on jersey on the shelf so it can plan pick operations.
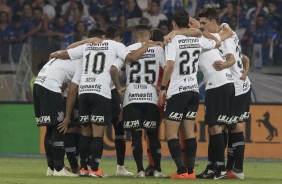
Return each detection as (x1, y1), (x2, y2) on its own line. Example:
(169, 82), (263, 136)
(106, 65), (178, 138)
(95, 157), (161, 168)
(36, 116), (51, 124)
(128, 92), (153, 102)
(79, 84), (102, 93)
(124, 120), (140, 129)
(133, 84), (148, 89)
(179, 44), (200, 49)
(80, 115), (89, 123)
(225, 73), (233, 81)
(243, 81), (250, 91)
(169, 112), (183, 121)
(35, 76), (47, 83)
(143, 121), (157, 128)
(91, 115), (105, 123)
(85, 77), (96, 82)
(178, 38), (199, 44)
(85, 42), (109, 51)
(179, 84), (198, 92)
(185, 111), (197, 119)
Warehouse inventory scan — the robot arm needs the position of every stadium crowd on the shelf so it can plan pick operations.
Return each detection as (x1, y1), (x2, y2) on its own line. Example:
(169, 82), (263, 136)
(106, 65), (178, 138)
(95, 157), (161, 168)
(0, 0), (281, 71)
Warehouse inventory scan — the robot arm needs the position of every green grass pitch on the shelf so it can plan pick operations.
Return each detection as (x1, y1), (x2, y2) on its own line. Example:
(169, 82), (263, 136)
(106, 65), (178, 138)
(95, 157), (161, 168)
(0, 156), (282, 184)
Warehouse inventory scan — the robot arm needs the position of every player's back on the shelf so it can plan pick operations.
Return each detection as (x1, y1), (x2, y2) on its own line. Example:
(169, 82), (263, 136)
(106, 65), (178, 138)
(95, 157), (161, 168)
(125, 42), (165, 86)
(199, 33), (233, 90)
(165, 35), (202, 97)
(35, 58), (78, 93)
(78, 40), (128, 98)
(222, 32), (251, 94)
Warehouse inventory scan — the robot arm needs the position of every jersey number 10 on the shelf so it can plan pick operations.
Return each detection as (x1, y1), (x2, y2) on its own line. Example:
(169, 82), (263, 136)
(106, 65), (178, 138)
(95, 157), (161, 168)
(84, 52), (106, 74)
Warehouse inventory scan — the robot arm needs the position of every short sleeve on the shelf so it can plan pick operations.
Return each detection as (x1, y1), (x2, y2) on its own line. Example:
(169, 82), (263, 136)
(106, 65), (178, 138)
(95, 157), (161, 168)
(156, 47), (165, 68)
(199, 36), (216, 50)
(112, 58), (125, 71)
(67, 45), (84, 60)
(116, 42), (130, 60)
(165, 40), (177, 62)
(221, 38), (234, 55)
(71, 61), (83, 85)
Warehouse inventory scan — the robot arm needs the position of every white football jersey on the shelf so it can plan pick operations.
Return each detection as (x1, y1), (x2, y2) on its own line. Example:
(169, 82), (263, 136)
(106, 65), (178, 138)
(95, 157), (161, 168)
(67, 40), (129, 98)
(34, 58), (81, 93)
(123, 43), (165, 106)
(165, 35), (216, 98)
(198, 33), (234, 90)
(221, 32), (251, 96)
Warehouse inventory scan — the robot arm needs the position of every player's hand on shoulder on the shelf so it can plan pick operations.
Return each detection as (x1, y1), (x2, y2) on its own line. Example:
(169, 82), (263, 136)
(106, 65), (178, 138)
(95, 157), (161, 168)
(213, 60), (226, 71)
(189, 17), (201, 29)
(57, 117), (70, 134)
(50, 50), (63, 59)
(164, 31), (177, 44)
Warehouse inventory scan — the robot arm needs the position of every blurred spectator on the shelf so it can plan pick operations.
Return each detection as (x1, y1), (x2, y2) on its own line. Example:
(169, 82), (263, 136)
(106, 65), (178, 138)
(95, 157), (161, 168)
(92, 11), (107, 31)
(0, 11), (10, 64)
(25, 6), (50, 74)
(136, 0), (151, 12)
(61, 0), (90, 20)
(123, 0), (143, 28)
(67, 1), (95, 31)
(72, 21), (87, 43)
(198, 0), (226, 9)
(21, 2), (36, 31)
(219, 2), (235, 25)
(183, 0), (197, 17)
(102, 0), (122, 25)
(249, 14), (274, 69)
(10, 0), (31, 15)
(235, 4), (250, 28)
(266, 0), (282, 31)
(9, 15), (28, 63)
(0, 0), (12, 21)
(160, 0), (182, 21)
(246, 0), (268, 25)
(143, 0), (167, 28)
(47, 16), (73, 50)
(32, 0), (56, 21)
(89, 0), (106, 15)
(272, 26), (282, 65)
(157, 20), (170, 35)
(139, 17), (150, 26)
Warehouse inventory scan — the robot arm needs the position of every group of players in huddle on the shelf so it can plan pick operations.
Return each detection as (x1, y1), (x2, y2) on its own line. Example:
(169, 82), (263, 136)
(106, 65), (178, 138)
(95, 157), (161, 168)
(33, 7), (251, 180)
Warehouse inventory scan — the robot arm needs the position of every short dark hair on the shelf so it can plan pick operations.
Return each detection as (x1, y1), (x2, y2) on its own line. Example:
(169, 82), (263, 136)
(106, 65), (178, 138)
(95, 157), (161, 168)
(198, 8), (220, 24)
(172, 9), (189, 28)
(105, 25), (122, 39)
(152, 0), (160, 6)
(150, 28), (164, 42)
(133, 24), (151, 36)
(88, 28), (105, 38)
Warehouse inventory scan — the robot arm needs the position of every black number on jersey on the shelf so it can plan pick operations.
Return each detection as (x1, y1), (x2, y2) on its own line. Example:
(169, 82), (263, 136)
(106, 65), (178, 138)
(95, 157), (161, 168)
(129, 60), (156, 84)
(179, 50), (200, 75)
(84, 52), (106, 74)
(129, 62), (141, 83)
(236, 45), (243, 69)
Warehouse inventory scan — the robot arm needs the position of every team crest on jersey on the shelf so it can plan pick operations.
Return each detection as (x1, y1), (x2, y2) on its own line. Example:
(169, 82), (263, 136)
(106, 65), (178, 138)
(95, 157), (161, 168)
(57, 111), (64, 122)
